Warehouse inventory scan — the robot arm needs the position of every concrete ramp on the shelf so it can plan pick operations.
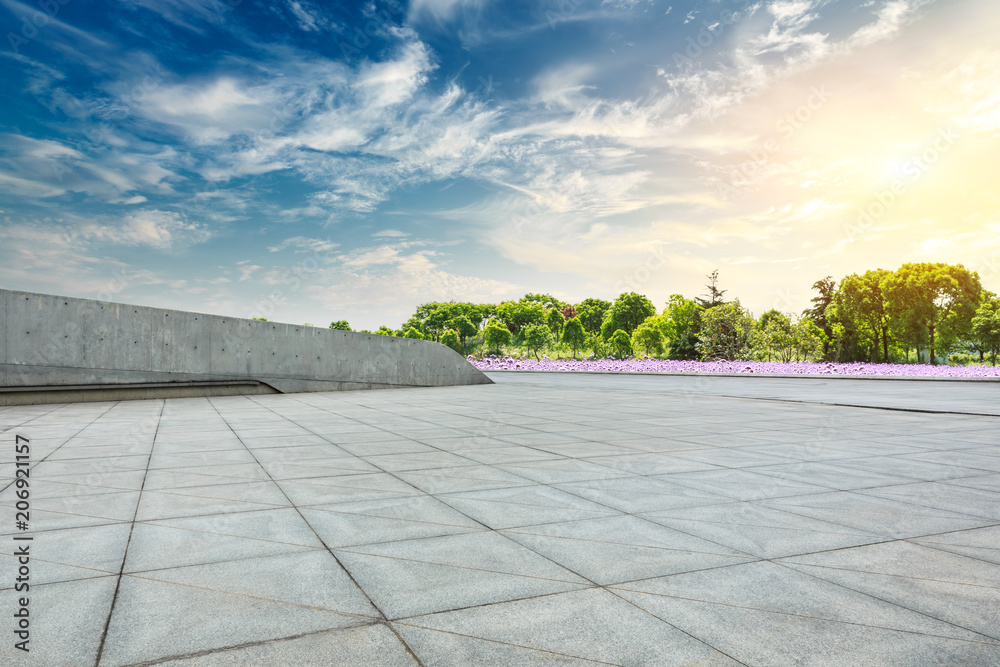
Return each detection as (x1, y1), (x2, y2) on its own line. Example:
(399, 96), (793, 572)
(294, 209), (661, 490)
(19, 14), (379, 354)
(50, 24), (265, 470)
(0, 289), (491, 405)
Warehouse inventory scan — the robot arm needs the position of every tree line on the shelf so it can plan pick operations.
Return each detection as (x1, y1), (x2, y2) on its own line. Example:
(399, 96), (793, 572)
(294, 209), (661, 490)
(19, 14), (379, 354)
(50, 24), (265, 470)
(328, 262), (1000, 366)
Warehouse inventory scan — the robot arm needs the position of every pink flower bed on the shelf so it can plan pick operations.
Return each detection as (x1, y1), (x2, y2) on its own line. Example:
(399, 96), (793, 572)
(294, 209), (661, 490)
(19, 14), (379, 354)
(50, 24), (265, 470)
(470, 356), (1000, 378)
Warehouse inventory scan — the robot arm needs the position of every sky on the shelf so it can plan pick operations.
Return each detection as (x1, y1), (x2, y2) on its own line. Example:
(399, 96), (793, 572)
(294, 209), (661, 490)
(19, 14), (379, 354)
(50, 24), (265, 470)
(1, 0), (998, 330)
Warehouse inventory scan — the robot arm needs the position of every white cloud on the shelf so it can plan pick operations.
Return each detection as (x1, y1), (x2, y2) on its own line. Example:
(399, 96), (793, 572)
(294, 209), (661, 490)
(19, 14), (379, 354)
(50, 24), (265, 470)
(267, 236), (340, 253)
(84, 210), (212, 249)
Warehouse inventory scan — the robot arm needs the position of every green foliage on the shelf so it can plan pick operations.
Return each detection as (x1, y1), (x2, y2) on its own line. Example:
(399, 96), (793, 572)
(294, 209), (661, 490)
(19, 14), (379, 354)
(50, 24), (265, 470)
(546, 308), (565, 337)
(602, 292), (656, 339)
(496, 300), (546, 335)
(697, 301), (755, 360)
(402, 327), (425, 340)
(662, 295), (703, 360)
(971, 293), (1000, 365)
(522, 293), (566, 311)
(804, 276), (836, 358)
(631, 320), (664, 357)
(832, 269), (893, 362)
(575, 298), (611, 334)
(522, 324), (554, 360)
(695, 269), (726, 309)
(329, 320), (351, 331)
(751, 311), (793, 362)
(375, 326), (397, 337)
(885, 263), (982, 364)
(251, 317), (268, 321)
(608, 329), (633, 358)
(440, 329), (461, 353)
(561, 317), (587, 358)
(484, 320), (512, 354)
(449, 315), (478, 345)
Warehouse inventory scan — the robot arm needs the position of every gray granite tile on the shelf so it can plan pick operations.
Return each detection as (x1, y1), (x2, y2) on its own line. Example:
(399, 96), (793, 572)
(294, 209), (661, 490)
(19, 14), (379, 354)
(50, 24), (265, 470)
(611, 560), (992, 642)
(615, 588), (1000, 666)
(436, 485), (620, 529)
(400, 587), (740, 665)
(124, 522), (316, 573)
(334, 548), (589, 619)
(98, 575), (370, 666)
(0, 576), (118, 667)
(761, 491), (996, 539)
(134, 550), (379, 617)
(153, 624), (419, 666)
(643, 502), (882, 558)
(303, 507), (483, 548)
(395, 624), (606, 665)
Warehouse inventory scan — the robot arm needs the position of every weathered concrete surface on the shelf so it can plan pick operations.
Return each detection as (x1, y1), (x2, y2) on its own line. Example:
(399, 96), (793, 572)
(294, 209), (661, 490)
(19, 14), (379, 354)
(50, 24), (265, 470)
(0, 289), (490, 404)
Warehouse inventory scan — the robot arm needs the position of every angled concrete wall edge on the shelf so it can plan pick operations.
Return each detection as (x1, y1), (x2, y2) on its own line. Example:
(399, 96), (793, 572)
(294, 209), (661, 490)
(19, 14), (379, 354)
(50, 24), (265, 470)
(0, 288), (491, 403)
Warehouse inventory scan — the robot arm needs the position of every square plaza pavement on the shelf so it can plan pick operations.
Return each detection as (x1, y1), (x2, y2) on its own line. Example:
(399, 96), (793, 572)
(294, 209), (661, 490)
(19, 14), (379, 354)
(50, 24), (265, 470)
(2, 371), (999, 666)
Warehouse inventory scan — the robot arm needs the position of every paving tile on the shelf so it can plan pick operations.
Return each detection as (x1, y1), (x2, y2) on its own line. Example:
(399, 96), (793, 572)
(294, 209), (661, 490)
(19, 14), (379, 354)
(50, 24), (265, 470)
(135, 489), (286, 521)
(436, 485), (620, 529)
(394, 466), (534, 494)
(0, 576), (118, 667)
(611, 560), (992, 642)
(503, 515), (753, 584)
(912, 525), (1000, 565)
(395, 624), (606, 665)
(855, 482), (1000, 520)
(123, 522), (316, 573)
(554, 475), (734, 514)
(98, 575), (370, 666)
(615, 588), (1000, 666)
(400, 587), (740, 664)
(303, 507), (483, 548)
(134, 549), (379, 617)
(761, 491), (996, 539)
(642, 502), (882, 558)
(334, 549), (589, 619)
(148, 507), (325, 548)
(154, 624), (419, 666)
(666, 468), (831, 501)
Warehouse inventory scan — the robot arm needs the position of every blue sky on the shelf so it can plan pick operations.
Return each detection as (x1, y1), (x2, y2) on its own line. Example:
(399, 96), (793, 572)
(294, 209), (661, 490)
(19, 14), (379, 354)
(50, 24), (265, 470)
(2, 0), (998, 329)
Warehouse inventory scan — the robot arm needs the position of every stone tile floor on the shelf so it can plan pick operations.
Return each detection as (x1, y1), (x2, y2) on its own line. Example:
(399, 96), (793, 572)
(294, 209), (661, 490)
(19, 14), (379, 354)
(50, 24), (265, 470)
(1, 372), (999, 665)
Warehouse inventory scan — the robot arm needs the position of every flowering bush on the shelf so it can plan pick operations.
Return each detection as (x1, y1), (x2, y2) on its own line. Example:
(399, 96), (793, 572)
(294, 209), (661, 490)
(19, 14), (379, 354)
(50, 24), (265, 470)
(469, 356), (1000, 377)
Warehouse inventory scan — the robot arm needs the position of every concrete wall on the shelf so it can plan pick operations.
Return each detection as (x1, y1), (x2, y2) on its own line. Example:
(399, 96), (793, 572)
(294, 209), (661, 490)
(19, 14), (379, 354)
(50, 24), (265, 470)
(0, 289), (491, 404)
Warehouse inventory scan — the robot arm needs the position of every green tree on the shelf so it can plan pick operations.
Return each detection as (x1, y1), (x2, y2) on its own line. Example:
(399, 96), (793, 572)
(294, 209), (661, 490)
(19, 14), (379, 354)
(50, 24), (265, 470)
(440, 329), (461, 353)
(522, 293), (566, 311)
(483, 321), (512, 355)
(546, 308), (565, 338)
(971, 293), (1000, 365)
(561, 317), (587, 359)
(449, 315), (478, 351)
(522, 323), (553, 360)
(804, 276), (836, 359)
(496, 300), (546, 336)
(791, 318), (826, 362)
(695, 269), (727, 309)
(375, 326), (396, 337)
(608, 329), (633, 358)
(602, 292), (656, 339)
(751, 310), (792, 362)
(885, 263), (982, 364)
(834, 270), (894, 363)
(329, 320), (351, 331)
(697, 300), (755, 360)
(631, 320), (664, 357)
(575, 298), (611, 334)
(402, 327), (425, 340)
(252, 317), (268, 321)
(662, 295), (703, 360)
